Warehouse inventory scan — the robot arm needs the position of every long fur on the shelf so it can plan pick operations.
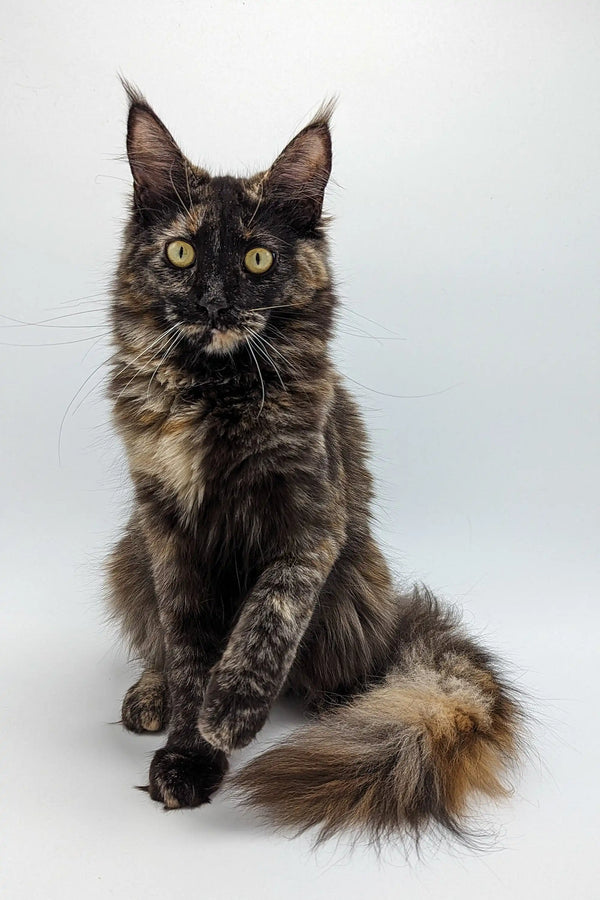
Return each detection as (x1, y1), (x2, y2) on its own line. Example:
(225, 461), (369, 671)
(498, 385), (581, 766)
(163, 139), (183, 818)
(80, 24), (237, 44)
(232, 589), (524, 844)
(106, 86), (526, 845)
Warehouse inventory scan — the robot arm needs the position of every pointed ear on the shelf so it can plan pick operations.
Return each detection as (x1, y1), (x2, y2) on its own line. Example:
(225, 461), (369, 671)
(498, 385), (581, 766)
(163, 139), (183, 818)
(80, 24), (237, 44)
(264, 106), (333, 230)
(123, 82), (204, 214)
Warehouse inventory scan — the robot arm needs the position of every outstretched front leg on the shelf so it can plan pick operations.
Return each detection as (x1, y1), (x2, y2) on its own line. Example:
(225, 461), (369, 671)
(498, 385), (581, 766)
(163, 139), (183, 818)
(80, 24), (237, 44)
(199, 527), (340, 754)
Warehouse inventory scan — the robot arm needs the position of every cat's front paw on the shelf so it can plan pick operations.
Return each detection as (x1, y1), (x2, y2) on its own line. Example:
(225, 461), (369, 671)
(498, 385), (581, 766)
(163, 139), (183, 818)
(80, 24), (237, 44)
(198, 672), (270, 753)
(147, 745), (228, 809)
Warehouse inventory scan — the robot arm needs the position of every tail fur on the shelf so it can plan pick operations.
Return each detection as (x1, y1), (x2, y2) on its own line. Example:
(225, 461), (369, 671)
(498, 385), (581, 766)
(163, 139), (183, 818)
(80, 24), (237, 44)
(231, 589), (525, 844)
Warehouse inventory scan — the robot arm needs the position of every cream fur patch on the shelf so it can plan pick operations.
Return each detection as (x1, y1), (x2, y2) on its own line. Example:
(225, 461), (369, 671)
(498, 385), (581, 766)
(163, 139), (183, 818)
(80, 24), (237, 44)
(204, 328), (246, 355)
(127, 409), (207, 518)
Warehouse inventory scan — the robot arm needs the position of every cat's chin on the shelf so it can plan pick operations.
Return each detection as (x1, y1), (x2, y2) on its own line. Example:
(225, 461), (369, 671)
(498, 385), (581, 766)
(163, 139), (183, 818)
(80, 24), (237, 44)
(176, 322), (247, 356)
(203, 327), (247, 356)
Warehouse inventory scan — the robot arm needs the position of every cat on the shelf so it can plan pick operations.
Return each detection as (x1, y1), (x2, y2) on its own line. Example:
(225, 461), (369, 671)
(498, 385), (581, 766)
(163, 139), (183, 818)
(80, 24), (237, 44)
(106, 82), (524, 844)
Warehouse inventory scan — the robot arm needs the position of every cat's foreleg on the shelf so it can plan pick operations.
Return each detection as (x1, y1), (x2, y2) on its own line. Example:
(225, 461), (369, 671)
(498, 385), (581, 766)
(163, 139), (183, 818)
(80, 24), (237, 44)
(198, 536), (339, 753)
(106, 518), (170, 733)
(140, 508), (228, 808)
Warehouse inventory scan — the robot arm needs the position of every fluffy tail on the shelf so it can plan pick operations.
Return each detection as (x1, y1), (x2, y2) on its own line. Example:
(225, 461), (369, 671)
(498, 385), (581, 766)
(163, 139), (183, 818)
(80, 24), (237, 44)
(231, 589), (525, 844)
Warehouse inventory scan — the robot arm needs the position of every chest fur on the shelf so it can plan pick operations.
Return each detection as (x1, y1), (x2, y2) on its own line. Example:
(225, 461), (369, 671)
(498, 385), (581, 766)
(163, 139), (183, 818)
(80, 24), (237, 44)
(126, 406), (208, 517)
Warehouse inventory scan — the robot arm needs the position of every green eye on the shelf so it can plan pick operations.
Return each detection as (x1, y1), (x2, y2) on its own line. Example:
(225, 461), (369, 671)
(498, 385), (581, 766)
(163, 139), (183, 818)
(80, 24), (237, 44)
(166, 240), (196, 268)
(244, 247), (274, 274)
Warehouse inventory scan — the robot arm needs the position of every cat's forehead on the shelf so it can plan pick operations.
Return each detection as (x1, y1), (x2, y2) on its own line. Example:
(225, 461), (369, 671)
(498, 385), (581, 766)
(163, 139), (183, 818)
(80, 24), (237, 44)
(161, 173), (264, 239)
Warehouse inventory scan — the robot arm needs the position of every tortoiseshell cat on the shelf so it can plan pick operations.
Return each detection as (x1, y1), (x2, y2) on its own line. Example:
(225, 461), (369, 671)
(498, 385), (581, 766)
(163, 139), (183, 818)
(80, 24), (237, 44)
(107, 83), (524, 842)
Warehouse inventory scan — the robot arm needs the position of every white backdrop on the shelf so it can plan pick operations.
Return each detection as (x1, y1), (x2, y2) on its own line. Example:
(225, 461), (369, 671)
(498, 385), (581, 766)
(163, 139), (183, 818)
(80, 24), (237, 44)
(1, 2), (598, 898)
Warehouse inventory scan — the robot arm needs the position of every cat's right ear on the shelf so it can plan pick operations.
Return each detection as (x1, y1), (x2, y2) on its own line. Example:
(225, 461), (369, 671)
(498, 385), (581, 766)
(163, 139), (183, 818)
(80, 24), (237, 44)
(123, 82), (204, 216)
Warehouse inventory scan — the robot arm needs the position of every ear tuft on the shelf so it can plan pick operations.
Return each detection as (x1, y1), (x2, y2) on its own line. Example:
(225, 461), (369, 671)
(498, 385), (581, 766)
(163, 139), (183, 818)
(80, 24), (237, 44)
(305, 96), (337, 130)
(119, 76), (146, 109)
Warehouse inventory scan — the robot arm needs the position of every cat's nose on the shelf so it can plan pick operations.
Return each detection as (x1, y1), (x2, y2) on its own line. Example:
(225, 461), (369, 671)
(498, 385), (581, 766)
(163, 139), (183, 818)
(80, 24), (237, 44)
(194, 303), (220, 321)
(204, 306), (234, 328)
(200, 281), (227, 311)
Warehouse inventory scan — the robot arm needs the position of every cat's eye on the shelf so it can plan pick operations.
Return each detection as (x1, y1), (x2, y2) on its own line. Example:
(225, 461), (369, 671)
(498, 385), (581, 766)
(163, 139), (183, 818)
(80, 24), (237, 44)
(244, 247), (274, 275)
(166, 240), (196, 268)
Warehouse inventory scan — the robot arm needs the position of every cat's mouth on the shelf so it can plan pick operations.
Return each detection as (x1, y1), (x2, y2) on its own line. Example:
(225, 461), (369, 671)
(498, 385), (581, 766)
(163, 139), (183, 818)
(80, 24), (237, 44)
(173, 309), (269, 358)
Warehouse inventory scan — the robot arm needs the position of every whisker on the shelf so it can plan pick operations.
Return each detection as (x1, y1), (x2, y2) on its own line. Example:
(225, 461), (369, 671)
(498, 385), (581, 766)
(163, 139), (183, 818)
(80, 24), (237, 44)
(259, 325), (304, 377)
(33, 308), (108, 325)
(113, 323), (180, 380)
(243, 328), (286, 391)
(1, 333), (110, 348)
(251, 330), (300, 383)
(146, 327), (184, 399)
(343, 374), (462, 400)
(82, 334), (109, 362)
(338, 329), (406, 342)
(112, 323), (181, 403)
(58, 355), (113, 463)
(244, 338), (266, 416)
(247, 303), (299, 312)
(0, 315), (107, 330)
(57, 291), (110, 308)
(59, 322), (180, 462)
(343, 307), (405, 337)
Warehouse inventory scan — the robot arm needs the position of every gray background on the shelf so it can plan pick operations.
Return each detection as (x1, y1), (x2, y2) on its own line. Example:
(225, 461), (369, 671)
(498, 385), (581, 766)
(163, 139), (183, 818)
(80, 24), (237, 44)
(1, 1), (598, 897)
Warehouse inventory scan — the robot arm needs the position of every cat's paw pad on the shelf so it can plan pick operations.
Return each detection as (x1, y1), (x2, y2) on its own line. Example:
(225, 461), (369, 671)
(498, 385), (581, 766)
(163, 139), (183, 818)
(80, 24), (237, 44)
(147, 746), (228, 809)
(121, 673), (169, 734)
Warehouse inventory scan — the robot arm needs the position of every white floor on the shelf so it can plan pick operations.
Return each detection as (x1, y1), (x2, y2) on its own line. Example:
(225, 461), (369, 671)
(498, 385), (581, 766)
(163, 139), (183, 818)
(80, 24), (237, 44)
(2, 518), (597, 900)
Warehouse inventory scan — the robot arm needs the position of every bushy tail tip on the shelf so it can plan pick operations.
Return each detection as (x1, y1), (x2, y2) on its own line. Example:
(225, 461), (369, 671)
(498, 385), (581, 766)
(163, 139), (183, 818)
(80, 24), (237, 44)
(230, 592), (526, 846)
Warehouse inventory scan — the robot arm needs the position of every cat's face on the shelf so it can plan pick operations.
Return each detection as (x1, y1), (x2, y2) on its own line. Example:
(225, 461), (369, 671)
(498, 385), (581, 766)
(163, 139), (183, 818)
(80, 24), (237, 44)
(122, 175), (301, 357)
(117, 86), (333, 362)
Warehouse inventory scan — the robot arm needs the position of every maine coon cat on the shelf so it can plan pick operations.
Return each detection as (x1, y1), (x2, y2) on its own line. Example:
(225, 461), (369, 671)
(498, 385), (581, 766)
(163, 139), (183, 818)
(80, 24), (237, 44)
(107, 83), (524, 843)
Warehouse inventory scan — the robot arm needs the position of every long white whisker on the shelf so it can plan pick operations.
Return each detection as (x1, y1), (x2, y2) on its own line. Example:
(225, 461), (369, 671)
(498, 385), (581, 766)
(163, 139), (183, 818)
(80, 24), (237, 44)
(112, 322), (181, 399)
(253, 330), (294, 367)
(247, 303), (299, 312)
(243, 328), (287, 391)
(0, 308), (108, 329)
(253, 326), (303, 379)
(58, 291), (109, 308)
(146, 327), (184, 400)
(58, 354), (112, 464)
(250, 339), (285, 391)
(0, 333), (110, 348)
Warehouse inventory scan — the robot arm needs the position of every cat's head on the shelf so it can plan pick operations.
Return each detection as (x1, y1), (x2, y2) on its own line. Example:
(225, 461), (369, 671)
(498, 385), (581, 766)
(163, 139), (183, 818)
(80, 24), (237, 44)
(116, 84), (334, 364)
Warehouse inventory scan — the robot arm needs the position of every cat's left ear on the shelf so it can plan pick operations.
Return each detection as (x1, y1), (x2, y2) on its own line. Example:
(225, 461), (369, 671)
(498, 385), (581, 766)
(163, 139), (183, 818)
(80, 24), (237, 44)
(264, 102), (334, 230)
(123, 81), (205, 214)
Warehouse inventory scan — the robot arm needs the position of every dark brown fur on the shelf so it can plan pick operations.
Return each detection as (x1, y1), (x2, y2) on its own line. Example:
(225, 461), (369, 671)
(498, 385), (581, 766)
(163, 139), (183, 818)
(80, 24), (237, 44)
(106, 83), (525, 843)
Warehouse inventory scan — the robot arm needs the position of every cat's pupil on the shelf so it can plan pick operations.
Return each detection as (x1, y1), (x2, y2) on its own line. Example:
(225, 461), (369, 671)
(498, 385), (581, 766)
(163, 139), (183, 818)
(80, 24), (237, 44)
(179, 246), (184, 259)
(255, 252), (260, 265)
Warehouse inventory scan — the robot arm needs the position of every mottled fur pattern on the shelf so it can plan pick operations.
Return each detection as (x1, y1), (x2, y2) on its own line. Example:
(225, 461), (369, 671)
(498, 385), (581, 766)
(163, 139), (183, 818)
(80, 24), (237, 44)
(106, 83), (525, 843)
